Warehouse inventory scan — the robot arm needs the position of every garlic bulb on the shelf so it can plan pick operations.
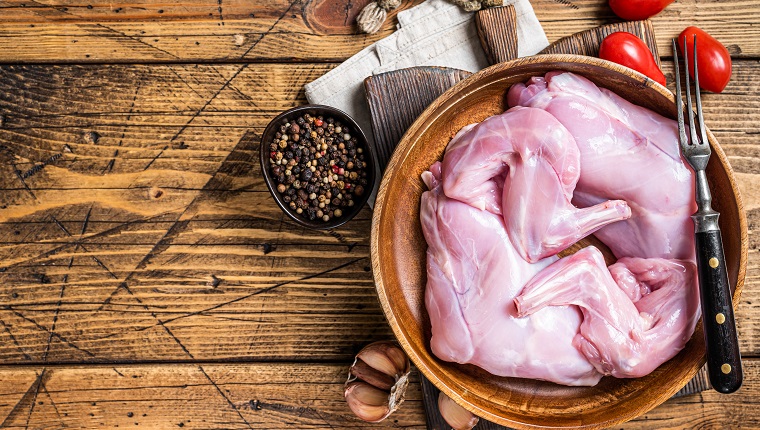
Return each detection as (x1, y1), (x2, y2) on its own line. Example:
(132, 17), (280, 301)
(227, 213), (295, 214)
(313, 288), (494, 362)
(344, 341), (410, 422)
(438, 391), (479, 430)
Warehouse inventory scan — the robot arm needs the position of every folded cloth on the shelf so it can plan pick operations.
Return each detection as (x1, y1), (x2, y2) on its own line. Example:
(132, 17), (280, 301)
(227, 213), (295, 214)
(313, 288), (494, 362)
(303, 0), (548, 205)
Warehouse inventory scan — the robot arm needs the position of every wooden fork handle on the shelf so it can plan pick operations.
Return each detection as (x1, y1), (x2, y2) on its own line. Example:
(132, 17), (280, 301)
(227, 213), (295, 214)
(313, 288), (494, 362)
(695, 228), (743, 393)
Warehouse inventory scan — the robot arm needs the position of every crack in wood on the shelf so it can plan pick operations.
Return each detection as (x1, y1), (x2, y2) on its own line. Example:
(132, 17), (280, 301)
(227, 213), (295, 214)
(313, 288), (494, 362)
(141, 256), (366, 328)
(23, 369), (45, 430)
(343, 0), (353, 27)
(42, 269), (69, 362)
(20, 153), (63, 180)
(92, 23), (180, 60)
(105, 79), (142, 174)
(142, 145), (169, 171)
(240, 0), (298, 59)
(11, 162), (37, 200)
(51, 214), (119, 280)
(92, 128), (262, 321)
(0, 371), (43, 428)
(80, 206), (92, 237)
(0, 319), (33, 361)
(166, 64), (248, 143)
(0, 211), (177, 273)
(39, 379), (66, 427)
(4, 309), (95, 357)
(198, 365), (253, 429)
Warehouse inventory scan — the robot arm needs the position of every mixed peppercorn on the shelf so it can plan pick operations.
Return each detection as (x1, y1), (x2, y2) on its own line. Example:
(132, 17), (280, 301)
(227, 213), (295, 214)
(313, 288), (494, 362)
(268, 113), (370, 223)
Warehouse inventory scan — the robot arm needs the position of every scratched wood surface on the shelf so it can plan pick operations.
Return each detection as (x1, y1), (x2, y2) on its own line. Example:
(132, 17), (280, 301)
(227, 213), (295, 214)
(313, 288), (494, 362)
(0, 362), (759, 429)
(0, 0), (759, 428)
(0, 0), (757, 63)
(1, 62), (759, 364)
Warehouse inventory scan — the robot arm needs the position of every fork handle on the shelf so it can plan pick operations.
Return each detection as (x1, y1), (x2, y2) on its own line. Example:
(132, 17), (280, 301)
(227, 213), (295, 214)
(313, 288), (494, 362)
(694, 227), (743, 393)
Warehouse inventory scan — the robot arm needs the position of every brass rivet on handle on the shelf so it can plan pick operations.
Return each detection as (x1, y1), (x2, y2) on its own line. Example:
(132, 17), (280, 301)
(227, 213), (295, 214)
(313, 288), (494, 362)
(716, 313), (726, 324)
(709, 257), (719, 268)
(721, 364), (732, 374)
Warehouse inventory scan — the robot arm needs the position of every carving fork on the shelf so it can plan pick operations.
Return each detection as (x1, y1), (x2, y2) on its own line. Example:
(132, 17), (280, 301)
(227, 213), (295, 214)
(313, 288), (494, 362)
(673, 36), (743, 394)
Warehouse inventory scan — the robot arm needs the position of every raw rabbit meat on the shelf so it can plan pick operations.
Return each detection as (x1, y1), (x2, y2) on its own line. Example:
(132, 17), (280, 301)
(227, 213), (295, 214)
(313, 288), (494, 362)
(419, 74), (700, 387)
(515, 247), (699, 378)
(441, 106), (631, 262)
(507, 72), (697, 260)
(421, 163), (603, 386)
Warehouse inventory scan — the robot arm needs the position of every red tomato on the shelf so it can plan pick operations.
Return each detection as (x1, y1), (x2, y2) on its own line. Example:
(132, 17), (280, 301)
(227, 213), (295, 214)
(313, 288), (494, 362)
(678, 26), (732, 93)
(599, 32), (667, 86)
(609, 0), (674, 20)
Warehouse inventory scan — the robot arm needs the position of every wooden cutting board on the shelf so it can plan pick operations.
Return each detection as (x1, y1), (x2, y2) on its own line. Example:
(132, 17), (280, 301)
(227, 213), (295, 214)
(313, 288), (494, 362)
(363, 6), (709, 429)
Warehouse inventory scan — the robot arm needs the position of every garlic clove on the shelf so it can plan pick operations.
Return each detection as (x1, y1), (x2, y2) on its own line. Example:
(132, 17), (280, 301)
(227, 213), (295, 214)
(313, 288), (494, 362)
(356, 341), (409, 378)
(438, 391), (479, 430)
(345, 341), (411, 423)
(344, 381), (391, 423)
(350, 358), (395, 391)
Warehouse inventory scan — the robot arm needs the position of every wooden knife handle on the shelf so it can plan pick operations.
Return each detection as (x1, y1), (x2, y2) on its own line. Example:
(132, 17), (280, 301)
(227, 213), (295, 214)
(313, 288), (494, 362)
(695, 228), (743, 393)
(475, 5), (519, 65)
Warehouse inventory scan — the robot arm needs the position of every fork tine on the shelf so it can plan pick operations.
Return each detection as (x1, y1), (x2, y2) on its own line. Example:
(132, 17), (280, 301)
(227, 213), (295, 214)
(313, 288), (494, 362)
(673, 39), (688, 149)
(683, 37), (699, 147)
(692, 35), (710, 146)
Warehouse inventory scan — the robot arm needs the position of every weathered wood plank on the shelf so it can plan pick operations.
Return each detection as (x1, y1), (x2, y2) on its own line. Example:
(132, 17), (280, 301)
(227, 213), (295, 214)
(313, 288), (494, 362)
(0, 62), (759, 364)
(0, 0), (757, 63)
(0, 360), (759, 429)
(0, 363), (426, 429)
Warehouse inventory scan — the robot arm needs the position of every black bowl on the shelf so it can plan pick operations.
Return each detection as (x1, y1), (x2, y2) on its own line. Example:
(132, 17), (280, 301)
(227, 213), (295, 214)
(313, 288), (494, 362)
(260, 104), (376, 230)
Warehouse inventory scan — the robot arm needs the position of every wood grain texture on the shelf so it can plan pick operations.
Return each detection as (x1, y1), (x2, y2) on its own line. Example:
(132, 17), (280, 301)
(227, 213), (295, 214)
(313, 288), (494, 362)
(540, 20), (661, 68)
(0, 63), (388, 364)
(0, 61), (759, 367)
(0, 0), (757, 63)
(475, 5), (519, 65)
(0, 361), (759, 429)
(370, 54), (746, 429)
(364, 67), (472, 172)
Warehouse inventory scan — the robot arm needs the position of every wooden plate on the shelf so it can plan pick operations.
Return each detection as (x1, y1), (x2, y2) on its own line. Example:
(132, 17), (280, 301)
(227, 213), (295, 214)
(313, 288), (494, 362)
(370, 54), (748, 429)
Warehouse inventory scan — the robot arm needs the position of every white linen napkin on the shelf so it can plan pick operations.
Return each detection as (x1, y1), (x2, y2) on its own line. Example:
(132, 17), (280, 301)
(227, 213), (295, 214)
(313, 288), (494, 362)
(303, 0), (548, 206)
(304, 0), (548, 142)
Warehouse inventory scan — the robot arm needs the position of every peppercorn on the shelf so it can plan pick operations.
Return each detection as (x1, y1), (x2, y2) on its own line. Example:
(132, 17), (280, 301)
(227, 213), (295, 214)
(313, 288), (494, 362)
(268, 112), (370, 223)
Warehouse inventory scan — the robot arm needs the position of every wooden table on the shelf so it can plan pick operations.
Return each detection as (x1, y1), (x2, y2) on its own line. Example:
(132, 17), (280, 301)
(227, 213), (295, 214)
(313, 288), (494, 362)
(0, 1), (757, 428)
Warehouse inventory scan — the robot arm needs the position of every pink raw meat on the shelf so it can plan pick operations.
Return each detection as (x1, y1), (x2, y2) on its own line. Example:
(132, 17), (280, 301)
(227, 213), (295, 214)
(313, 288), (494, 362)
(441, 106), (631, 262)
(421, 163), (602, 386)
(515, 247), (699, 378)
(507, 72), (697, 260)
(419, 75), (701, 387)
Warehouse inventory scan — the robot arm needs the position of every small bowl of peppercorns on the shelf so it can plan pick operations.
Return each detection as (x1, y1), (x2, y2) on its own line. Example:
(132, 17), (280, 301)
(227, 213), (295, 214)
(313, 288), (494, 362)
(260, 105), (376, 229)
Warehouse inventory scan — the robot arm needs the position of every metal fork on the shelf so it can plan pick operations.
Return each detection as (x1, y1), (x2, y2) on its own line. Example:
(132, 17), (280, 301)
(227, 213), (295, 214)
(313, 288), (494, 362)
(673, 36), (743, 394)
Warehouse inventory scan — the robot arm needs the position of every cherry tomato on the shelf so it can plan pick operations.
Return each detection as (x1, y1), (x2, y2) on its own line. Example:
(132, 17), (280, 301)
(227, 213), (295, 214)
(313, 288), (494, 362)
(609, 0), (674, 21)
(599, 32), (666, 86)
(678, 27), (732, 93)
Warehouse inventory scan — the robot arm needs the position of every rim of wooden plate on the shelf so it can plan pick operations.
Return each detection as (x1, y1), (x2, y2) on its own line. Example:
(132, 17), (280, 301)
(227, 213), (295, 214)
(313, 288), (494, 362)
(370, 54), (748, 429)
